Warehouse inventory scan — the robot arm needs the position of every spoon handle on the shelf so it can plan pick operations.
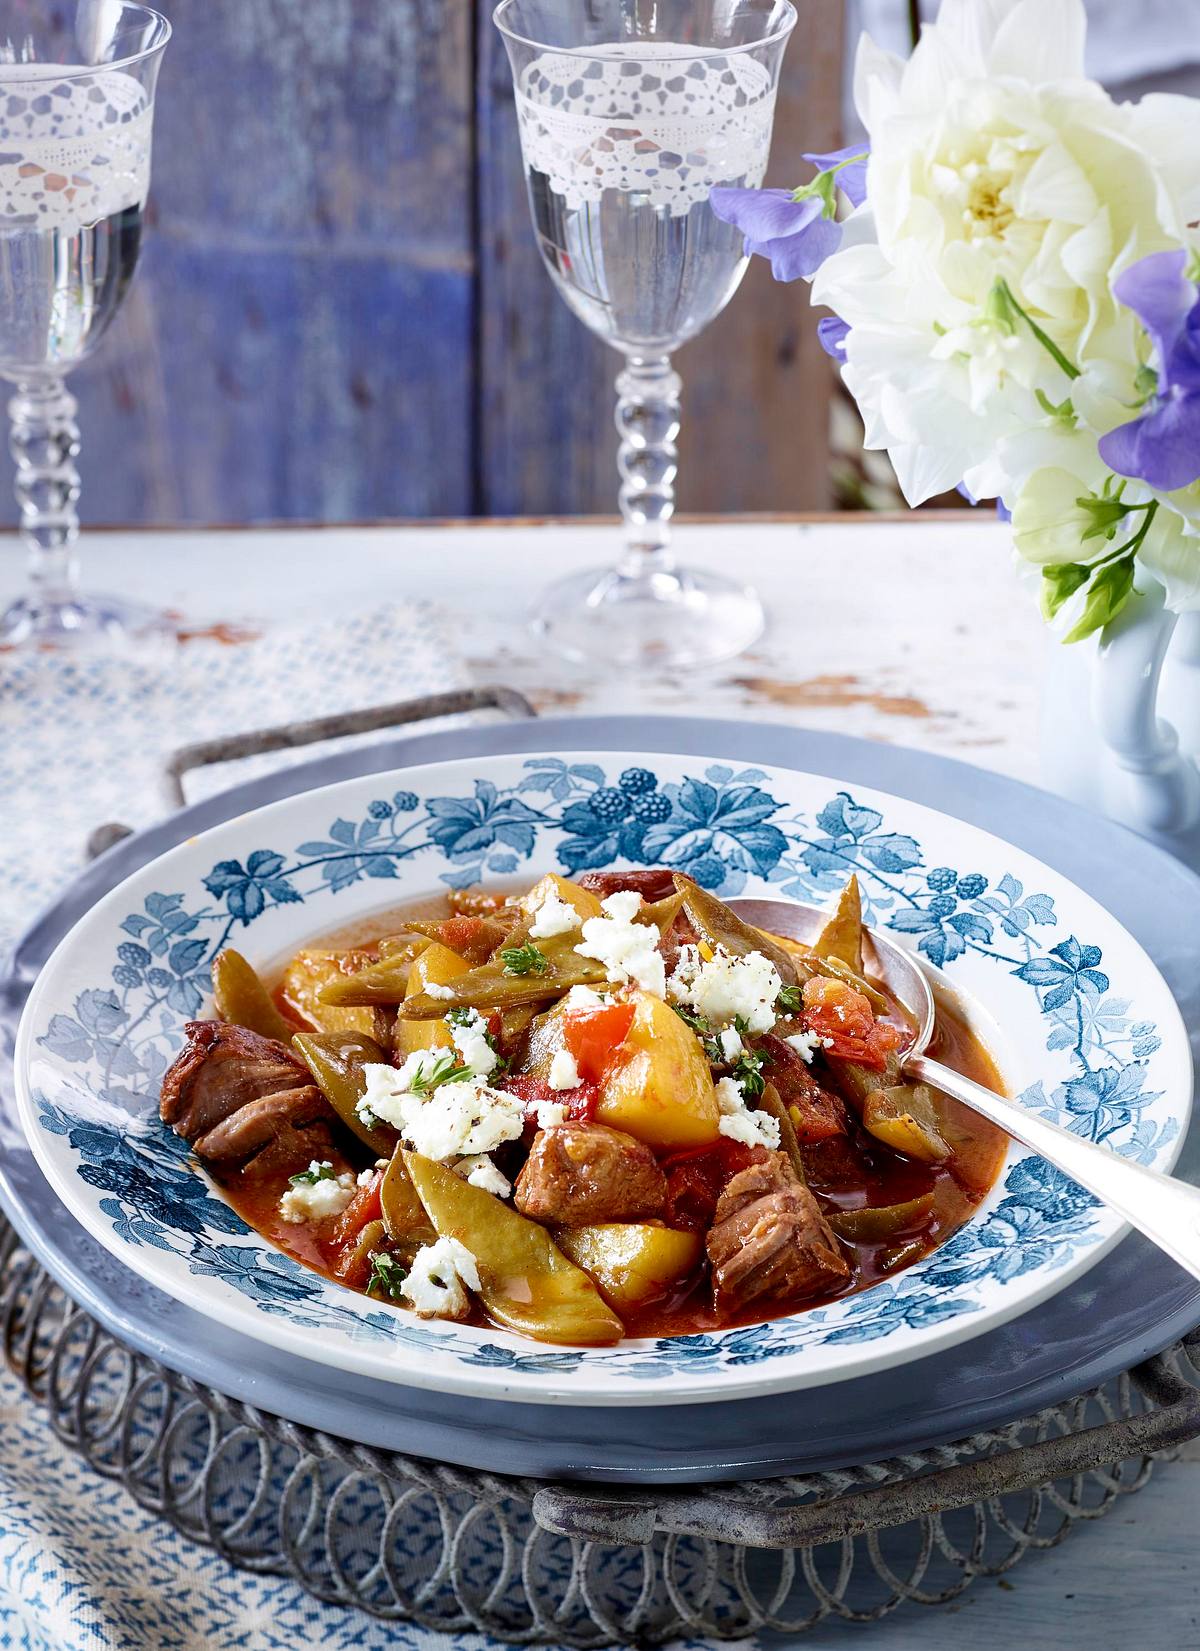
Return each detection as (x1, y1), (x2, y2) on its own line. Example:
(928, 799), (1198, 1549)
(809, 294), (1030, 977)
(907, 1054), (1200, 1284)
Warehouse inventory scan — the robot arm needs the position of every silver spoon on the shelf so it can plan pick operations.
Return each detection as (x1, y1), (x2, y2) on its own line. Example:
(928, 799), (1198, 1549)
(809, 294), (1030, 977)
(731, 896), (1200, 1283)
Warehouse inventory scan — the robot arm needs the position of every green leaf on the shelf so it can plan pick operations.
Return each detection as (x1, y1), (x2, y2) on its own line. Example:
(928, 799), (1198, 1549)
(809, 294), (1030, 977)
(1040, 562), (1091, 621)
(775, 984), (803, 1014)
(1063, 557), (1137, 644)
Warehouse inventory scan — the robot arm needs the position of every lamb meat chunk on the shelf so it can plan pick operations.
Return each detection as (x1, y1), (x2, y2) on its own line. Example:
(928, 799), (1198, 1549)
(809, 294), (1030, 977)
(513, 1121), (667, 1226)
(161, 1021), (314, 1139)
(578, 868), (678, 904)
(707, 1151), (851, 1317)
(760, 1035), (848, 1143)
(160, 1020), (337, 1177)
(192, 1085), (336, 1179)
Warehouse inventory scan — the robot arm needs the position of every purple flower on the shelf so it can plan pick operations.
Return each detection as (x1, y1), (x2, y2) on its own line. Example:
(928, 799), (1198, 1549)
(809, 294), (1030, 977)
(709, 144), (869, 284)
(709, 188), (841, 281)
(1099, 249), (1200, 492)
(803, 144), (869, 208)
(817, 315), (850, 360)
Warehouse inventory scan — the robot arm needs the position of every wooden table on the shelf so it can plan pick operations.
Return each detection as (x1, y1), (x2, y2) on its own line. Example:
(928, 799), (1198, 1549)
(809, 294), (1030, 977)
(1, 513), (1193, 1647)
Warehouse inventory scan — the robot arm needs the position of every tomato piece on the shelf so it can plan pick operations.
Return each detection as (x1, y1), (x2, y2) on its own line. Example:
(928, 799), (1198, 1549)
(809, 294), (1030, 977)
(801, 977), (903, 1071)
(325, 1170), (382, 1254)
(660, 1138), (766, 1232)
(563, 1001), (636, 1085)
(504, 1072), (601, 1124)
(440, 915), (490, 959)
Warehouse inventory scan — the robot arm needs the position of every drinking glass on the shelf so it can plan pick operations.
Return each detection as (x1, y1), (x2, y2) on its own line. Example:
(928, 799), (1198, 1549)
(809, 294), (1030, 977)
(0, 1), (169, 650)
(494, 0), (796, 669)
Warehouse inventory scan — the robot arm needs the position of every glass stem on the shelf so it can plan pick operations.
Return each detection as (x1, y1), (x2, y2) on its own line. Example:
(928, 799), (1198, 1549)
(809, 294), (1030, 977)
(615, 353), (681, 582)
(10, 377), (81, 607)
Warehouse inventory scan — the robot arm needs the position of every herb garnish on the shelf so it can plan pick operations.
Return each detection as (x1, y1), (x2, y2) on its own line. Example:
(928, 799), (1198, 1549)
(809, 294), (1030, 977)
(775, 985), (803, 1015)
(500, 942), (549, 977)
(730, 1046), (773, 1099)
(446, 1004), (508, 1070)
(366, 1251), (407, 1301)
(408, 1051), (474, 1094)
(288, 1160), (336, 1187)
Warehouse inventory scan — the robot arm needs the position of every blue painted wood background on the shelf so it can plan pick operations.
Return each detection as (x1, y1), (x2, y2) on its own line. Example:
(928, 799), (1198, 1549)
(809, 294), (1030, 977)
(45, 0), (842, 526)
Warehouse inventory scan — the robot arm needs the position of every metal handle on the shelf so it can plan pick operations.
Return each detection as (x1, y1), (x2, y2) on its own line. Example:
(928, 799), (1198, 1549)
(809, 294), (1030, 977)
(909, 1052), (1200, 1284)
(86, 684), (537, 858)
(160, 684), (537, 808)
(532, 1347), (1200, 1546)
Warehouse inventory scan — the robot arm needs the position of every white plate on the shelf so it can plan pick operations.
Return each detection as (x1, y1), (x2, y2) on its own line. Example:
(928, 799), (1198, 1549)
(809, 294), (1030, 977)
(15, 752), (1192, 1406)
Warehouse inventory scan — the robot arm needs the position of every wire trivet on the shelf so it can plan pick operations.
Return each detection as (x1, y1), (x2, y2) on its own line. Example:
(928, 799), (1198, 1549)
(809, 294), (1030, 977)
(3, 1220), (1197, 1645)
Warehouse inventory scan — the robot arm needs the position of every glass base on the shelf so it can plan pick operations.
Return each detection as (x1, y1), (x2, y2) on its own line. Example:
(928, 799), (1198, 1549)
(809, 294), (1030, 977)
(531, 562), (764, 669)
(0, 591), (174, 652)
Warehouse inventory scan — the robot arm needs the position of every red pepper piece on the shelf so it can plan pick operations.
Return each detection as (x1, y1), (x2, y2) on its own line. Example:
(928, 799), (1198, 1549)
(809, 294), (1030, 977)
(325, 1169), (382, 1255)
(563, 1001), (636, 1085)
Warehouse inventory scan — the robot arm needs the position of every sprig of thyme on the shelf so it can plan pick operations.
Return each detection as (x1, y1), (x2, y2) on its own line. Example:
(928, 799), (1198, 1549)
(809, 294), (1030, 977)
(366, 1251), (407, 1301)
(500, 942), (549, 977)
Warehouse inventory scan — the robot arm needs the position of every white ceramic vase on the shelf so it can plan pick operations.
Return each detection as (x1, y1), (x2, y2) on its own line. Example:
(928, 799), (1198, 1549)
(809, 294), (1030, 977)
(1041, 579), (1200, 872)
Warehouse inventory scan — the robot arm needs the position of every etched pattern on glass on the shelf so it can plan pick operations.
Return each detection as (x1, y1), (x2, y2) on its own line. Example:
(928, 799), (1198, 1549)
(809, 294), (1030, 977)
(515, 44), (776, 213)
(0, 67), (151, 232)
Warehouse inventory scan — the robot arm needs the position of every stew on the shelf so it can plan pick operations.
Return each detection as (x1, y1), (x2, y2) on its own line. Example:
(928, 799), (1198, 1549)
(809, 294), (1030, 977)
(158, 871), (1007, 1347)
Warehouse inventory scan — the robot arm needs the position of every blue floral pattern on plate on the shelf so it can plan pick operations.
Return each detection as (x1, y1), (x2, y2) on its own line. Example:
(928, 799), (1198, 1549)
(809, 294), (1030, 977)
(17, 755), (1189, 1401)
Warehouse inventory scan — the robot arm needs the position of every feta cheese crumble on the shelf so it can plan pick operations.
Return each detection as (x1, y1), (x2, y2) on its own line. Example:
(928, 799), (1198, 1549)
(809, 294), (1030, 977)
(356, 1167), (377, 1187)
(401, 1237), (481, 1320)
(715, 1075), (782, 1150)
(718, 1025), (744, 1063)
(528, 888), (581, 939)
(278, 1167), (357, 1224)
(456, 1153), (512, 1199)
(575, 891), (666, 998)
(548, 1048), (581, 1091)
(446, 1006), (499, 1079)
(564, 984), (607, 1011)
(534, 1098), (567, 1129)
(425, 981), (456, 1000)
(784, 1030), (834, 1063)
(358, 1060), (523, 1161)
(668, 944), (782, 1034)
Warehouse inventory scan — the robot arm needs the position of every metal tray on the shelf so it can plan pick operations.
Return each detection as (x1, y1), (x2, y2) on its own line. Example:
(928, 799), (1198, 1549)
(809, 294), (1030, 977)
(3, 702), (1200, 1484)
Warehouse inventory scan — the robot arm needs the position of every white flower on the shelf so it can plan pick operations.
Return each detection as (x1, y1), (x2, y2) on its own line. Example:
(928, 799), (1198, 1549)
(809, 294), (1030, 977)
(812, 0), (1200, 508)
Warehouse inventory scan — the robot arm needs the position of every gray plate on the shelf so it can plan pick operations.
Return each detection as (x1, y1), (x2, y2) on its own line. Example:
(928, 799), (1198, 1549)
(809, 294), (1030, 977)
(3, 715), (1199, 1483)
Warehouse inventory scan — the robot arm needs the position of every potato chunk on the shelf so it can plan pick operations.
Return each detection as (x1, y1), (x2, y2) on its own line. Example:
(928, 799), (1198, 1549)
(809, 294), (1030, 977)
(555, 1224), (702, 1312)
(394, 942), (471, 1060)
(279, 949), (393, 1043)
(595, 990), (721, 1151)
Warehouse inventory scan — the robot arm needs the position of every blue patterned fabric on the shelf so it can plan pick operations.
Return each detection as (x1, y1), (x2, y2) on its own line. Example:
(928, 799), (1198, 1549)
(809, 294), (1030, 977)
(0, 614), (580, 1651)
(0, 603), (459, 963)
